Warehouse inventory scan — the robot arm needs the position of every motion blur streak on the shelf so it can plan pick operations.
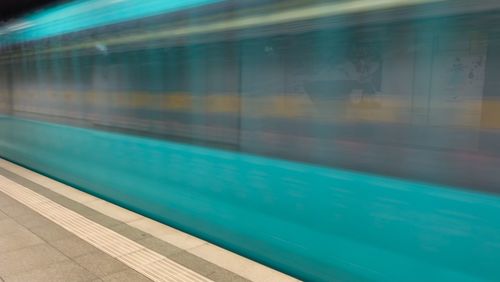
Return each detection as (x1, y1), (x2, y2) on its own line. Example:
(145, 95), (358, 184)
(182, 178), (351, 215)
(75, 0), (444, 51)
(1, 0), (500, 281)
(0, 0), (223, 42)
(1, 0), (441, 57)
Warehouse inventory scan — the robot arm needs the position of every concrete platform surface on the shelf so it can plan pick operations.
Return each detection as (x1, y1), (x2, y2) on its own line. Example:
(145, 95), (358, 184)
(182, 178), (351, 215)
(0, 158), (299, 282)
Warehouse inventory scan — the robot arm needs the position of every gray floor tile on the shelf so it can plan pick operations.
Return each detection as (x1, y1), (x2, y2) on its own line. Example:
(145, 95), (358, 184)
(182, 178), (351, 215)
(0, 243), (69, 277)
(0, 193), (18, 208)
(4, 260), (98, 282)
(51, 236), (100, 258)
(108, 223), (151, 241)
(207, 271), (250, 282)
(169, 251), (246, 281)
(0, 203), (35, 218)
(29, 223), (74, 242)
(83, 212), (123, 228)
(74, 251), (129, 278)
(101, 269), (152, 282)
(136, 236), (183, 257)
(169, 251), (215, 276)
(14, 213), (52, 229)
(0, 218), (26, 236)
(0, 229), (44, 254)
(37, 193), (71, 206)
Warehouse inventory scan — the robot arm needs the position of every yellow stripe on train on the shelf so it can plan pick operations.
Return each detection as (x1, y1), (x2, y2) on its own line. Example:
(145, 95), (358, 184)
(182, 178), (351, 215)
(480, 100), (500, 129)
(11, 90), (500, 128)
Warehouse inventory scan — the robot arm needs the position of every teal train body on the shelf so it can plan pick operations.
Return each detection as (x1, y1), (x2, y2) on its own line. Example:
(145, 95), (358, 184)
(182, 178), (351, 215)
(1, 116), (499, 281)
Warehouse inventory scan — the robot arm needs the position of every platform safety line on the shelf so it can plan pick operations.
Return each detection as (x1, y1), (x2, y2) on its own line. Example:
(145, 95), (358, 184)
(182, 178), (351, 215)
(0, 175), (212, 282)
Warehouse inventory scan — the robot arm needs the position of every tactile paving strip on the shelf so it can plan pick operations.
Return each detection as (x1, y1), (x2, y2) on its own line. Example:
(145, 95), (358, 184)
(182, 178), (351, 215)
(0, 175), (212, 282)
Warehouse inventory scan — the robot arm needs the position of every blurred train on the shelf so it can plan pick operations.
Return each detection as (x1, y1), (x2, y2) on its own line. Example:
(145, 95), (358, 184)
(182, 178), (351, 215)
(1, 0), (500, 281)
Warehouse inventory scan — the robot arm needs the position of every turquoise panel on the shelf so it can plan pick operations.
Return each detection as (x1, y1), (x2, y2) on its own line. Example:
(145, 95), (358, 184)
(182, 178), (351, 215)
(0, 115), (499, 281)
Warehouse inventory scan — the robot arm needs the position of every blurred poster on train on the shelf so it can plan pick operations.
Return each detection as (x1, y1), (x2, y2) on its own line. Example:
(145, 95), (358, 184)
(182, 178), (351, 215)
(429, 34), (487, 128)
(295, 42), (383, 103)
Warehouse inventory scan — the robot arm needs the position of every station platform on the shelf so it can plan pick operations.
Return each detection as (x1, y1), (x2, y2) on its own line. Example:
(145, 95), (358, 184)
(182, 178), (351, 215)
(0, 158), (298, 282)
